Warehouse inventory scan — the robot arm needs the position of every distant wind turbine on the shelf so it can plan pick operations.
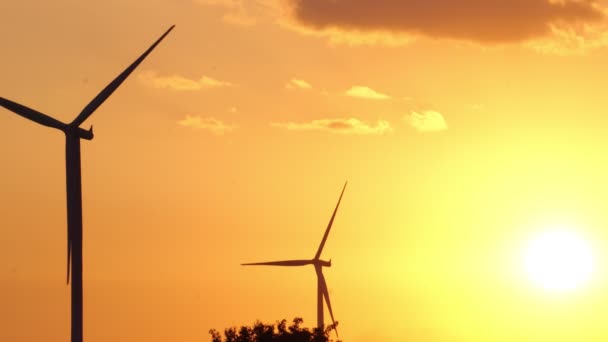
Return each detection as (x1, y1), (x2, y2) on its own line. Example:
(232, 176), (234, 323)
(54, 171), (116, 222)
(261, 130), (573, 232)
(0, 25), (174, 342)
(242, 182), (347, 337)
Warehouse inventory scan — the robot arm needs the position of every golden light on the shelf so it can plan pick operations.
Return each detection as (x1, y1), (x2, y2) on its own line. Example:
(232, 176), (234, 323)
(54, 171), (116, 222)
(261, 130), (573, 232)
(523, 227), (594, 293)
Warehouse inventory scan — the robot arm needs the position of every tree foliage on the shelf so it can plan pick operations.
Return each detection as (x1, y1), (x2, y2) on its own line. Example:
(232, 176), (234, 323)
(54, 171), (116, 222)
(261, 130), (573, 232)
(209, 317), (341, 342)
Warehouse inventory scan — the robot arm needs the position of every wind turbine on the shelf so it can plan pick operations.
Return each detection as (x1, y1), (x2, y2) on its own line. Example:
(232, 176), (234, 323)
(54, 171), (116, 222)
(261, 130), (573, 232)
(242, 182), (347, 337)
(0, 25), (174, 342)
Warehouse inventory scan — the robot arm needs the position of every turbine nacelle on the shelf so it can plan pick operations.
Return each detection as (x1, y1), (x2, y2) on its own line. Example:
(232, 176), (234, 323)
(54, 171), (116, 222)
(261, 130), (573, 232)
(66, 125), (94, 140)
(319, 259), (331, 267)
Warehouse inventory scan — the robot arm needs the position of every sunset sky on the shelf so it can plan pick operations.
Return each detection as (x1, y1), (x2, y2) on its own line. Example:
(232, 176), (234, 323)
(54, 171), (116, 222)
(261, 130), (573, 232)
(5, 1), (608, 341)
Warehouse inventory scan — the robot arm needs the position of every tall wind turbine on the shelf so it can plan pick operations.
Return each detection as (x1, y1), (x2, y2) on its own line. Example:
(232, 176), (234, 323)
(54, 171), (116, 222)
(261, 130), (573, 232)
(1, 25), (174, 342)
(242, 182), (347, 336)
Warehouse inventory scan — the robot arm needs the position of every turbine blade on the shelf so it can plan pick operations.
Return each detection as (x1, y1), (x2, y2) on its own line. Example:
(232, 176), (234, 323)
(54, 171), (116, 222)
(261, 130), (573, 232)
(241, 260), (313, 267)
(314, 181), (347, 260)
(316, 266), (338, 337)
(70, 25), (175, 128)
(0, 97), (66, 131)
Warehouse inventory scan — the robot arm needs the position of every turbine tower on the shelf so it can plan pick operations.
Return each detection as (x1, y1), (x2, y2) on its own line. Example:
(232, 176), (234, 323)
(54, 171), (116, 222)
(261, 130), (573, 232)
(242, 182), (347, 336)
(1, 25), (174, 342)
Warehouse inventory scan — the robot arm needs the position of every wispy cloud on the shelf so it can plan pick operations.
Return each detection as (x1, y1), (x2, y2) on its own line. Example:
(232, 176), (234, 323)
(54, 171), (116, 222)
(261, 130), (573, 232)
(196, 0), (256, 26)
(279, 19), (416, 47)
(285, 78), (313, 89)
(178, 115), (236, 135)
(139, 71), (233, 91)
(525, 20), (608, 55)
(195, 0), (279, 26)
(272, 118), (392, 135)
(406, 111), (448, 132)
(345, 86), (391, 100)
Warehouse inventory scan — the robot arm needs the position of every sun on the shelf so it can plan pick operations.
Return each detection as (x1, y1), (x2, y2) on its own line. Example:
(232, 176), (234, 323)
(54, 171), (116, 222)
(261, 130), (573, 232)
(523, 227), (594, 292)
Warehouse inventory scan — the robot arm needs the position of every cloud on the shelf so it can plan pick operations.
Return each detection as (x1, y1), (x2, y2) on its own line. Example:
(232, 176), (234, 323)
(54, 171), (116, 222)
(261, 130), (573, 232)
(285, 78), (313, 89)
(196, 0), (257, 26)
(178, 115), (236, 135)
(139, 71), (233, 91)
(525, 19), (608, 54)
(279, 19), (417, 46)
(271, 118), (392, 135)
(406, 111), (448, 132)
(345, 86), (391, 100)
(283, 0), (608, 49)
(196, 0), (283, 26)
(199, 76), (234, 88)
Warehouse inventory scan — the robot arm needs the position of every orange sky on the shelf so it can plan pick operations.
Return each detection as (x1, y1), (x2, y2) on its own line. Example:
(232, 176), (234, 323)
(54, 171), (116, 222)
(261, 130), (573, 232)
(4, 1), (608, 341)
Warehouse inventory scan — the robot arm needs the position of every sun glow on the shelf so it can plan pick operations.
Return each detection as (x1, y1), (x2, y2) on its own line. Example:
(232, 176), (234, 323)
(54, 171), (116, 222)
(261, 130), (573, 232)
(523, 227), (594, 293)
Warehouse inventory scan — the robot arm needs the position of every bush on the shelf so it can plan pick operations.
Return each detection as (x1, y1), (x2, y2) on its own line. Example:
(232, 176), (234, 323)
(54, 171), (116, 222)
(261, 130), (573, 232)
(209, 317), (341, 342)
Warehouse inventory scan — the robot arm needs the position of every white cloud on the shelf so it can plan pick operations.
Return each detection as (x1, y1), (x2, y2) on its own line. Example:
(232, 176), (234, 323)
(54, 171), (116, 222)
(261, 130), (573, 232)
(345, 86), (391, 100)
(271, 118), (392, 135)
(285, 78), (313, 89)
(407, 111), (448, 132)
(178, 115), (236, 135)
(139, 71), (233, 91)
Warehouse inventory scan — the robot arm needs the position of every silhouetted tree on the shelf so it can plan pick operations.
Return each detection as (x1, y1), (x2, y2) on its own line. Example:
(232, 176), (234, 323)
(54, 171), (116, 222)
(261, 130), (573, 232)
(209, 318), (341, 342)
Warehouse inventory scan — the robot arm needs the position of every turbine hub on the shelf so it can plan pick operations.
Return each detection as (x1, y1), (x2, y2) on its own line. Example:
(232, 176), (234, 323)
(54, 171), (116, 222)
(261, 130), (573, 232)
(66, 125), (94, 140)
